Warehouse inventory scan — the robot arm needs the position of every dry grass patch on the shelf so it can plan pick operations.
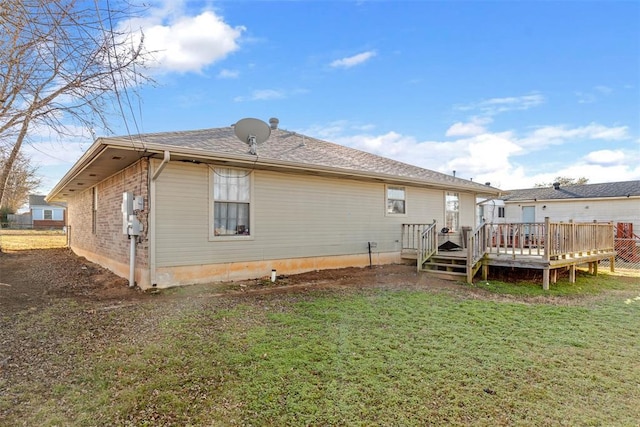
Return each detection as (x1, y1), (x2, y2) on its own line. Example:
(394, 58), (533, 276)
(0, 230), (67, 251)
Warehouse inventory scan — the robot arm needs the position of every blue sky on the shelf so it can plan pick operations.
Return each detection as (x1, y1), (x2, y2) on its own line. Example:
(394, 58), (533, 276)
(29, 0), (639, 195)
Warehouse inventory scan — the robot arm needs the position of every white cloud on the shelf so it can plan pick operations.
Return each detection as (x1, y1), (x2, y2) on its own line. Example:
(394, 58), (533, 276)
(575, 85), (614, 104)
(233, 89), (285, 102)
(121, 6), (245, 73)
(304, 117), (638, 190)
(583, 149), (627, 166)
(445, 117), (492, 137)
(330, 51), (377, 69)
(217, 69), (239, 79)
(594, 85), (613, 95)
(519, 123), (629, 150)
(575, 91), (596, 104)
(456, 93), (545, 115)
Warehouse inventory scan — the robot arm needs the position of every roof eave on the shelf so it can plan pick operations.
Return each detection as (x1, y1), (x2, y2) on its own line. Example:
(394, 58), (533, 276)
(47, 138), (502, 201)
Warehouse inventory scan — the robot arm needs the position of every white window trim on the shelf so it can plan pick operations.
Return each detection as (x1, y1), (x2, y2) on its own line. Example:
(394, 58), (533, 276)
(445, 191), (459, 232)
(208, 167), (255, 241)
(385, 185), (407, 217)
(43, 209), (53, 220)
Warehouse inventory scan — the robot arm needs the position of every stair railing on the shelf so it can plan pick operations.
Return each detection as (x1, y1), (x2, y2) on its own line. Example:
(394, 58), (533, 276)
(466, 221), (488, 283)
(417, 219), (438, 271)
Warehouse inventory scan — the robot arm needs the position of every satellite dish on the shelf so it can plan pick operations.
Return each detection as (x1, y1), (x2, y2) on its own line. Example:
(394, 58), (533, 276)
(234, 118), (271, 155)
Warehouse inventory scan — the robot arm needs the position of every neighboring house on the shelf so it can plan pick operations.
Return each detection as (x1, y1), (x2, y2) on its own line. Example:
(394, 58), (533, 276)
(501, 180), (640, 263)
(500, 180), (640, 230)
(478, 198), (506, 225)
(29, 195), (66, 229)
(46, 118), (501, 289)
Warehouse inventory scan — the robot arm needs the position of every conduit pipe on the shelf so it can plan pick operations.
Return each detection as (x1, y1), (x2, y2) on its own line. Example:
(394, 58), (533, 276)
(129, 234), (136, 288)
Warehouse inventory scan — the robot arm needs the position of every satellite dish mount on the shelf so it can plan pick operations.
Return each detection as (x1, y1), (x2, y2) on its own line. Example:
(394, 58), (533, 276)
(234, 118), (271, 155)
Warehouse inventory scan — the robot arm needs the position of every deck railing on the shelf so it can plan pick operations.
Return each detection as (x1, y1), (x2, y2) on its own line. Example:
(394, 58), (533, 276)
(485, 222), (546, 256)
(401, 223), (427, 252)
(485, 218), (615, 260)
(545, 219), (615, 261)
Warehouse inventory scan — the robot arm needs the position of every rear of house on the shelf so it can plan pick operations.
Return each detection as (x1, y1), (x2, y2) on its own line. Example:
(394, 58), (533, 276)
(47, 120), (501, 289)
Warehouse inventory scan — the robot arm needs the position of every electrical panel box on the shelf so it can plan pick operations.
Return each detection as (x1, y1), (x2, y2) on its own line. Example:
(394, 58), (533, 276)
(133, 196), (144, 211)
(122, 192), (133, 235)
(128, 215), (142, 236)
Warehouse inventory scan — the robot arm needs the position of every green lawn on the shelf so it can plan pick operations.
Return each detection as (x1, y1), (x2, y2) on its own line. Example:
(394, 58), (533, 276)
(2, 272), (639, 426)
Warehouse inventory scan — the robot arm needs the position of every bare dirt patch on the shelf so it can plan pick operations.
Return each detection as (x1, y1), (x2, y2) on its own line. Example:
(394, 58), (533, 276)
(0, 249), (145, 314)
(0, 249), (466, 316)
(2, 249), (637, 315)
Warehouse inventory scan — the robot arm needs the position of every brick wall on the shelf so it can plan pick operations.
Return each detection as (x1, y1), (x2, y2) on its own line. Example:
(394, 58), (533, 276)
(67, 159), (149, 268)
(32, 219), (66, 229)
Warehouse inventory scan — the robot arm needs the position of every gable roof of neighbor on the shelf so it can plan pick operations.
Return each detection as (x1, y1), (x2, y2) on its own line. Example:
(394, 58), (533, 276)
(29, 194), (49, 207)
(47, 123), (502, 202)
(29, 194), (67, 208)
(501, 180), (640, 202)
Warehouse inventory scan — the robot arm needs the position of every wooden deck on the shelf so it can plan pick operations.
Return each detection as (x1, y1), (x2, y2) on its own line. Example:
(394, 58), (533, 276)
(402, 219), (616, 289)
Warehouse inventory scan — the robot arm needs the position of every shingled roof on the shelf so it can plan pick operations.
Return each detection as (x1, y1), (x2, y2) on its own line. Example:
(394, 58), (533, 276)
(501, 180), (640, 201)
(103, 125), (500, 192)
(28, 195), (48, 207)
(48, 122), (503, 202)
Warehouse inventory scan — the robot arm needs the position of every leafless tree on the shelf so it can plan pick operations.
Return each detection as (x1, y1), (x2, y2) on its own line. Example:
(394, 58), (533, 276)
(0, 146), (41, 213)
(534, 177), (589, 188)
(0, 0), (149, 206)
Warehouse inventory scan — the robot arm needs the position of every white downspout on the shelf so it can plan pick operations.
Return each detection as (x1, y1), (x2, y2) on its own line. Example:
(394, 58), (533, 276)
(153, 150), (171, 181)
(150, 151), (171, 287)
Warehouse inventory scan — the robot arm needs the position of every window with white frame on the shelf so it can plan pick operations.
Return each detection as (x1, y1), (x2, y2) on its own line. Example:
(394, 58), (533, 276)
(386, 186), (406, 214)
(445, 192), (459, 231)
(43, 209), (53, 220)
(212, 167), (251, 236)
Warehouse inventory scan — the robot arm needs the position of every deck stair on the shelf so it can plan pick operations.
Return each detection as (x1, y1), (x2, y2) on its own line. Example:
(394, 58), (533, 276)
(420, 253), (467, 281)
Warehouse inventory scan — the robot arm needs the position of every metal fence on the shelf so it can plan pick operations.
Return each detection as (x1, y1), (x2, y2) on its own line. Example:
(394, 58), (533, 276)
(599, 237), (640, 271)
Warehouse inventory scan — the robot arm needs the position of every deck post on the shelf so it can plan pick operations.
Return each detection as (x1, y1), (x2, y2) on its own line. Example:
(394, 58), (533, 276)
(543, 269), (550, 290)
(544, 217), (551, 263)
(482, 263), (488, 281)
(416, 226), (423, 273)
(569, 264), (576, 283)
(609, 256), (615, 272)
(551, 269), (557, 284)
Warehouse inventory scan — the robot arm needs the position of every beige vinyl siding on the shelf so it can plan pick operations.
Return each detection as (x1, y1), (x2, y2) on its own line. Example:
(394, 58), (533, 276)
(155, 162), (210, 264)
(155, 162), (449, 268)
(458, 192), (476, 228)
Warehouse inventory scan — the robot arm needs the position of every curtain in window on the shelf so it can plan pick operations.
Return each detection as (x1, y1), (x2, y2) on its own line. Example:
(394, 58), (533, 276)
(445, 192), (459, 231)
(214, 168), (250, 235)
(214, 202), (249, 235)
